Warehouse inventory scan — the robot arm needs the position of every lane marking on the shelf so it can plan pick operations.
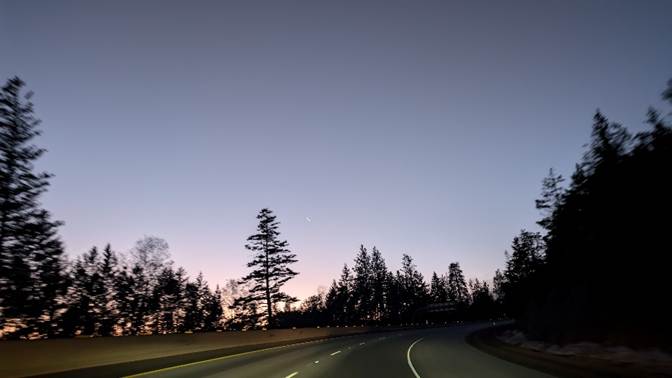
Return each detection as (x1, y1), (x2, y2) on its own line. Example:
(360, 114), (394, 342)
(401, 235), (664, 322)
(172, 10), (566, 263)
(330, 350), (341, 356)
(406, 337), (424, 378)
(314, 360), (320, 364)
(285, 373), (299, 378)
(123, 337), (335, 377)
(359, 342), (365, 345)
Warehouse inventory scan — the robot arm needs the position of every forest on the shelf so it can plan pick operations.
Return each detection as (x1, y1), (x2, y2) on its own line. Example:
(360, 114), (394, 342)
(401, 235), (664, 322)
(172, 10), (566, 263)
(1, 75), (671, 349)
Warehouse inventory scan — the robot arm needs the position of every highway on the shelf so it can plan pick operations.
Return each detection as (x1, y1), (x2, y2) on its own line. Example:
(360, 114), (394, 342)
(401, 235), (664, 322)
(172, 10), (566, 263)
(124, 324), (554, 378)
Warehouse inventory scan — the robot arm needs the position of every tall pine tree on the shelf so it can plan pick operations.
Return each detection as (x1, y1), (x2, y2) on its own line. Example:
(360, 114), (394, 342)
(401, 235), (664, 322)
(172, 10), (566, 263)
(0, 77), (66, 338)
(235, 208), (298, 328)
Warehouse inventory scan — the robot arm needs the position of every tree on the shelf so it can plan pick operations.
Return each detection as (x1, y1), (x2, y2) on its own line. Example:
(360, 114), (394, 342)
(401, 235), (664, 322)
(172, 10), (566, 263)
(446, 262), (469, 317)
(92, 245), (119, 336)
(152, 266), (186, 334)
(324, 264), (354, 325)
(501, 230), (544, 320)
(128, 236), (171, 334)
(183, 272), (207, 332)
(0, 77), (66, 338)
(235, 208), (298, 328)
(397, 254), (428, 323)
(203, 285), (223, 331)
(535, 168), (564, 231)
(66, 247), (106, 335)
(468, 279), (495, 320)
(429, 272), (447, 303)
(369, 247), (389, 321)
(352, 245), (372, 321)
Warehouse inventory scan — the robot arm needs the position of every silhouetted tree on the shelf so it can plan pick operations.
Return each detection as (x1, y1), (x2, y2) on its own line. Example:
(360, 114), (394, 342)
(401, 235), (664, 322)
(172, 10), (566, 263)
(429, 272), (447, 304)
(0, 77), (66, 338)
(352, 245), (373, 322)
(324, 264), (354, 325)
(468, 279), (495, 320)
(369, 247), (388, 321)
(183, 272), (207, 332)
(535, 168), (564, 231)
(234, 208), (298, 328)
(203, 285), (223, 331)
(500, 230), (544, 320)
(397, 254), (428, 323)
(96, 245), (119, 336)
(446, 262), (469, 318)
(66, 247), (106, 335)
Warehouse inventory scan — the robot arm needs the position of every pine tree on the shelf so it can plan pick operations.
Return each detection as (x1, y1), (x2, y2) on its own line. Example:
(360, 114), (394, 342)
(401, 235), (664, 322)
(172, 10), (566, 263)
(468, 279), (495, 320)
(98, 245), (118, 336)
(352, 245), (372, 322)
(397, 254), (428, 323)
(535, 168), (564, 231)
(446, 262), (469, 317)
(429, 272), (447, 303)
(501, 230), (544, 319)
(0, 77), (66, 338)
(66, 247), (105, 335)
(183, 272), (210, 332)
(204, 285), (223, 331)
(369, 246), (389, 321)
(234, 208), (298, 328)
(113, 265), (135, 335)
(152, 266), (186, 334)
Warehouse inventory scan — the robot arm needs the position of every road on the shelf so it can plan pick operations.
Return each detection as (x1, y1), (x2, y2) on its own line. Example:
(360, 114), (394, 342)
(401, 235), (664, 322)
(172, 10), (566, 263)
(124, 324), (554, 378)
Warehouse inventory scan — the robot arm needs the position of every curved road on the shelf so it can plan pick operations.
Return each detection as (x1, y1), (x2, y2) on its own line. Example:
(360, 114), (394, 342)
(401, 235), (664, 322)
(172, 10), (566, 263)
(125, 324), (554, 378)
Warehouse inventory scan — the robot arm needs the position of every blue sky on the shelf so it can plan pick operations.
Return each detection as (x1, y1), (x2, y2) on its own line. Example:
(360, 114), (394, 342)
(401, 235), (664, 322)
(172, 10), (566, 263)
(1, 0), (671, 299)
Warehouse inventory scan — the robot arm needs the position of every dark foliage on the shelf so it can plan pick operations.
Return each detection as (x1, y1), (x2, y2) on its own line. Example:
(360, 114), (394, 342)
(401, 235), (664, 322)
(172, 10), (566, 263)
(233, 208), (298, 328)
(498, 80), (672, 347)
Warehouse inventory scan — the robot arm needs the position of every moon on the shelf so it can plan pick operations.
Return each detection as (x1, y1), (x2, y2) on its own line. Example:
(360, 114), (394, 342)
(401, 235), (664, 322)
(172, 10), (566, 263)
(305, 217), (312, 223)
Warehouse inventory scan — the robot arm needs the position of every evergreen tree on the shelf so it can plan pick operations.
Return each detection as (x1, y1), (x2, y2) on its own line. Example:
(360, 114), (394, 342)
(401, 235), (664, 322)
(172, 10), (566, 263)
(98, 245), (118, 336)
(203, 285), (223, 331)
(397, 254), (428, 323)
(234, 208), (298, 328)
(335, 264), (354, 324)
(501, 230), (544, 320)
(113, 265), (136, 335)
(446, 262), (469, 317)
(352, 245), (372, 322)
(369, 247), (389, 321)
(66, 247), (105, 335)
(183, 272), (207, 332)
(152, 266), (186, 334)
(429, 272), (447, 303)
(535, 168), (564, 231)
(468, 279), (495, 320)
(0, 77), (66, 338)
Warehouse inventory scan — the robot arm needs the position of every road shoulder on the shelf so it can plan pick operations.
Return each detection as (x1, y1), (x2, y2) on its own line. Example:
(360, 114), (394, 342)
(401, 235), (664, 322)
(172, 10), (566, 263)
(466, 324), (671, 378)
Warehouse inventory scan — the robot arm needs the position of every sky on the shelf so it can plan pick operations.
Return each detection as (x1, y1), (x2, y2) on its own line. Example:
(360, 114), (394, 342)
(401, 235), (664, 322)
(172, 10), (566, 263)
(1, 0), (671, 300)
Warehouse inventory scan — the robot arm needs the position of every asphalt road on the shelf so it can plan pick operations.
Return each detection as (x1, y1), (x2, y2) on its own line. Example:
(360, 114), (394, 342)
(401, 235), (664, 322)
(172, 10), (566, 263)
(124, 324), (555, 378)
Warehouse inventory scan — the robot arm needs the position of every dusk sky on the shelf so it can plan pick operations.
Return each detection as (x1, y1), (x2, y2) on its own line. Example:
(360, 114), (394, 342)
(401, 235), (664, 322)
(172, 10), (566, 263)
(1, 0), (671, 300)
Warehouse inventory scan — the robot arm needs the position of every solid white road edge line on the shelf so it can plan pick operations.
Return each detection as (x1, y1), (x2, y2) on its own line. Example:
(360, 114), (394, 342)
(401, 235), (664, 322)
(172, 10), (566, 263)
(406, 337), (424, 378)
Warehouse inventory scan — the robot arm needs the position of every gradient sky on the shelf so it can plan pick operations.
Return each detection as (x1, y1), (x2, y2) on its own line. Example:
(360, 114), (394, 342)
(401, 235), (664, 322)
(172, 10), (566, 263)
(1, 0), (671, 300)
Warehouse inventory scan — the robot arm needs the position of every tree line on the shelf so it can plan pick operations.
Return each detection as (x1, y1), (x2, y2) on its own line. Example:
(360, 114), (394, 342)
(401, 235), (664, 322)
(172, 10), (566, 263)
(0, 76), (499, 338)
(273, 247), (498, 329)
(493, 79), (672, 347)
(5, 74), (668, 345)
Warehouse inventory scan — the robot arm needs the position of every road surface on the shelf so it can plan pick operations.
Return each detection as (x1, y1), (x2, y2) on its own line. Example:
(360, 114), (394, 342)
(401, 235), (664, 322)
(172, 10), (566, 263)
(124, 324), (554, 378)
